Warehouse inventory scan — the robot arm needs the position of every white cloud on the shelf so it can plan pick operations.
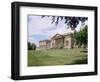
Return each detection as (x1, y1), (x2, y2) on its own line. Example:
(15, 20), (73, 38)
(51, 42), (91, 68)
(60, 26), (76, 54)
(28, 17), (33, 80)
(28, 16), (54, 36)
(28, 16), (72, 37)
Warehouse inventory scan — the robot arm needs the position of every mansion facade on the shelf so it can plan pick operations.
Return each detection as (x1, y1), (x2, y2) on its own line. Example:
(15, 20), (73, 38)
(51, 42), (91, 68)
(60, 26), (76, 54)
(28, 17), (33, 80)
(39, 33), (74, 49)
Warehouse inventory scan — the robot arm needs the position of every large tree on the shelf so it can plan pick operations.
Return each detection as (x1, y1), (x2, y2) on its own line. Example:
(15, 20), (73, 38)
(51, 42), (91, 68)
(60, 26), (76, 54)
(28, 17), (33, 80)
(42, 16), (87, 30)
(74, 25), (88, 48)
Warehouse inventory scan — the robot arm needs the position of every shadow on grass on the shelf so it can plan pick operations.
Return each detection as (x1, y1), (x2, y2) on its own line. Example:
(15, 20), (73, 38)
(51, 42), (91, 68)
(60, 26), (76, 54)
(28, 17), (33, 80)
(81, 50), (87, 53)
(72, 58), (88, 64)
(64, 58), (87, 65)
(80, 48), (87, 53)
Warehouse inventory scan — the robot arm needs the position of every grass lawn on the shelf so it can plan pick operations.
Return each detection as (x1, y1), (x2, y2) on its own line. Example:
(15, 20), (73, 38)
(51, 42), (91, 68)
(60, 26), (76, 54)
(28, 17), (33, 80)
(28, 48), (87, 66)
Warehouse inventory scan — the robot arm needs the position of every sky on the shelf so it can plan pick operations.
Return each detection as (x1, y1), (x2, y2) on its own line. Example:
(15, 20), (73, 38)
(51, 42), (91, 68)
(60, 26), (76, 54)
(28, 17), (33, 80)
(28, 15), (87, 47)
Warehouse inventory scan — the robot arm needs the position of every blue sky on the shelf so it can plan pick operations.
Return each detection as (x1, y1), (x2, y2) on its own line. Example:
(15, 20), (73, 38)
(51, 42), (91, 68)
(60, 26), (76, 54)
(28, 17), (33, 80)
(28, 15), (87, 47)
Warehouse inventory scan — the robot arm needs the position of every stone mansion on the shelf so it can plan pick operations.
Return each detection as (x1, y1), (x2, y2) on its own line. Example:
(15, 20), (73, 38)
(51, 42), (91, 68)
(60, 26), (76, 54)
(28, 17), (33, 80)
(39, 33), (74, 49)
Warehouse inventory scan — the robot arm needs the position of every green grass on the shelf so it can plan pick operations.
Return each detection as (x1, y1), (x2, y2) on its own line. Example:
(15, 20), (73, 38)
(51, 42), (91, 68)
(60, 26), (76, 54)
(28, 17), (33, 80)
(28, 48), (87, 66)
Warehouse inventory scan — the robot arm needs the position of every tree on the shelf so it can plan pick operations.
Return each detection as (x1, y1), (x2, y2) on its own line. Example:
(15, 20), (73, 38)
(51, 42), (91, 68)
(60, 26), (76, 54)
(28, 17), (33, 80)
(28, 42), (36, 50)
(31, 43), (36, 50)
(42, 16), (87, 30)
(74, 25), (88, 48)
(28, 42), (32, 50)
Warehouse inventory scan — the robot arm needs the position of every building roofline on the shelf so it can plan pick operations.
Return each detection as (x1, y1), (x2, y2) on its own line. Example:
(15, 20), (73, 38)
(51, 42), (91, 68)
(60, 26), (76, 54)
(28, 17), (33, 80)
(39, 39), (51, 42)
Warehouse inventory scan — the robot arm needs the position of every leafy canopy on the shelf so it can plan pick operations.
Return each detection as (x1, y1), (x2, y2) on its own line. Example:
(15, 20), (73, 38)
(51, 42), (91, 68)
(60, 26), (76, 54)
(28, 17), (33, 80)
(42, 16), (87, 30)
